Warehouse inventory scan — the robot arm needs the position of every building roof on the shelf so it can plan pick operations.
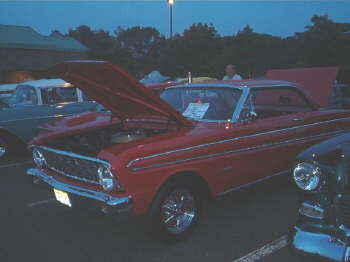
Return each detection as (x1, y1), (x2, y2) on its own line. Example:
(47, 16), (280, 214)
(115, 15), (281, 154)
(0, 24), (88, 52)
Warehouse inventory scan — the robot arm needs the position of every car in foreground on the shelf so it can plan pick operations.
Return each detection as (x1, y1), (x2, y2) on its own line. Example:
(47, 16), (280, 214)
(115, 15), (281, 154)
(28, 61), (350, 241)
(289, 133), (350, 261)
(0, 78), (98, 159)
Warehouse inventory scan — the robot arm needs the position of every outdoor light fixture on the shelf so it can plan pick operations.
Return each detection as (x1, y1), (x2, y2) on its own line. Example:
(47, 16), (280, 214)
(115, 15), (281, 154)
(167, 0), (174, 39)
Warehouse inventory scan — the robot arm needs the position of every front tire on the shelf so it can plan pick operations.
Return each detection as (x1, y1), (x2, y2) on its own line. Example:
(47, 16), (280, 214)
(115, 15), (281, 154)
(149, 181), (202, 242)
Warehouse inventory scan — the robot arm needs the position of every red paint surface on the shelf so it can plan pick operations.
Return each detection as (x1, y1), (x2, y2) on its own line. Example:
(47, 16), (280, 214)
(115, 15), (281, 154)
(266, 67), (339, 107)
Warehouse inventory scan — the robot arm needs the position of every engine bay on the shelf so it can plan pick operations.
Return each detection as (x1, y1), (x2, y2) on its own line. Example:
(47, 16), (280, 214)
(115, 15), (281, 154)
(45, 124), (165, 157)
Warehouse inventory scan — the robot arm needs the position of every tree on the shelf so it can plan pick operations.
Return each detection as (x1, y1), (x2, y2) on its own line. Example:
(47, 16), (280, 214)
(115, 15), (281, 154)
(114, 26), (165, 73)
(294, 14), (350, 67)
(67, 25), (135, 74)
(159, 23), (222, 78)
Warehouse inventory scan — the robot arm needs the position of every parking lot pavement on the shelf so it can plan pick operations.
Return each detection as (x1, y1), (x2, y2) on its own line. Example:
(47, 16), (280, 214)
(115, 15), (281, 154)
(1, 158), (310, 262)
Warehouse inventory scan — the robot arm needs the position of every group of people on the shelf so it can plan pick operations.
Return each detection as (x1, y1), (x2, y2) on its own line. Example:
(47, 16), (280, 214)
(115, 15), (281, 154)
(139, 63), (243, 82)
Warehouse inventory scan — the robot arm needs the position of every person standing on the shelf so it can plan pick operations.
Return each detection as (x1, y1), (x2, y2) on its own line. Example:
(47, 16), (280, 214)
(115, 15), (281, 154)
(222, 64), (242, 80)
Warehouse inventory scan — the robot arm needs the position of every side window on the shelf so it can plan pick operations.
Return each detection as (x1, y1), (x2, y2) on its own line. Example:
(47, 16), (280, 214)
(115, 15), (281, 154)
(41, 87), (77, 104)
(14, 86), (38, 105)
(82, 92), (93, 102)
(241, 87), (313, 120)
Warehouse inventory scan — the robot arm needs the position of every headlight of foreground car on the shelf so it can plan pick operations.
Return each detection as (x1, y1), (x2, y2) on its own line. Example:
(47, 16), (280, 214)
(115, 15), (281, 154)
(98, 165), (118, 191)
(33, 148), (46, 168)
(293, 162), (322, 191)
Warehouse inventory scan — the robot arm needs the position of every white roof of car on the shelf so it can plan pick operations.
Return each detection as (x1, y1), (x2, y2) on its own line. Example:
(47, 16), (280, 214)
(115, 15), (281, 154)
(17, 78), (72, 89)
(0, 83), (18, 91)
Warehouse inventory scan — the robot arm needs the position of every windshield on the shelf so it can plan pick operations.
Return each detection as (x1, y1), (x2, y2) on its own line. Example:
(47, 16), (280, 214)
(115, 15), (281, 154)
(161, 86), (242, 121)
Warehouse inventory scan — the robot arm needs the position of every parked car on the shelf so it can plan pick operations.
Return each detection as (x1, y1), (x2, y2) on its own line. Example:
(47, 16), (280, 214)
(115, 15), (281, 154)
(0, 78), (98, 159)
(27, 61), (350, 241)
(0, 83), (17, 102)
(289, 133), (350, 261)
(267, 67), (350, 110)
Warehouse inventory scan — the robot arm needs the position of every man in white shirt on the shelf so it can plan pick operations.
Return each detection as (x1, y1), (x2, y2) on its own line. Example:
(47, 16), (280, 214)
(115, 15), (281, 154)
(222, 64), (242, 80)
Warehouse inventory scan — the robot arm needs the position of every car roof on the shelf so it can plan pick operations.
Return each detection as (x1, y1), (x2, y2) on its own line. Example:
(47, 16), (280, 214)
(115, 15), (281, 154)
(210, 79), (298, 88)
(167, 79), (298, 90)
(16, 78), (72, 89)
(0, 83), (18, 91)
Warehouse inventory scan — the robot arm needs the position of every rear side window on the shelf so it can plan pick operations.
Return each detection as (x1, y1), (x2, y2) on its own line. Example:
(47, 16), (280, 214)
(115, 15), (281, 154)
(41, 87), (78, 104)
(239, 87), (313, 120)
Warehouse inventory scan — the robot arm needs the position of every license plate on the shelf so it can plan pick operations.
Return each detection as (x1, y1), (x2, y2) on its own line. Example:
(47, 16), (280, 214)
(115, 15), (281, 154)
(54, 188), (72, 207)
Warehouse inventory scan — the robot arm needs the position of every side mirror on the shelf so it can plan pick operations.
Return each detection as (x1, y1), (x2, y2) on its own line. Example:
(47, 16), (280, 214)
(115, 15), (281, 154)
(246, 111), (257, 120)
(244, 111), (258, 122)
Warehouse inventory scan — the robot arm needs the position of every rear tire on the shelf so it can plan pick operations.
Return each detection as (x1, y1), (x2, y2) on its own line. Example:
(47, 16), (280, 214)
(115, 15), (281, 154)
(148, 180), (202, 242)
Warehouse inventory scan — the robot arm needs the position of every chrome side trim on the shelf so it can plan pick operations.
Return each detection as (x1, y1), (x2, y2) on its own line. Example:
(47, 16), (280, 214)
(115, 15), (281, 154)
(36, 145), (110, 167)
(127, 117), (350, 171)
(128, 128), (350, 171)
(0, 114), (70, 123)
(216, 170), (290, 197)
(27, 168), (131, 206)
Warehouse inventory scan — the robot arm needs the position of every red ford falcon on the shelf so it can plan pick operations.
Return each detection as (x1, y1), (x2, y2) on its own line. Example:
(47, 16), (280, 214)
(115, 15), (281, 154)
(28, 61), (350, 241)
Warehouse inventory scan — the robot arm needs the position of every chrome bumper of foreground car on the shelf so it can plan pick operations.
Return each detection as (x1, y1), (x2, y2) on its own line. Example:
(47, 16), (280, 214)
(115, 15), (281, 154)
(27, 168), (133, 222)
(290, 222), (350, 262)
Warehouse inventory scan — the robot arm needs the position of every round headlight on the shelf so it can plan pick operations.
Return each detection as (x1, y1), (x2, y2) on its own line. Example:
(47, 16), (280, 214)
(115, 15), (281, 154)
(33, 148), (46, 168)
(97, 165), (115, 191)
(293, 162), (322, 191)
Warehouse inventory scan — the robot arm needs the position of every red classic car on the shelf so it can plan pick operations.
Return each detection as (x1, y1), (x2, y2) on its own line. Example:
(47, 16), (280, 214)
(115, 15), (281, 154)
(28, 61), (350, 241)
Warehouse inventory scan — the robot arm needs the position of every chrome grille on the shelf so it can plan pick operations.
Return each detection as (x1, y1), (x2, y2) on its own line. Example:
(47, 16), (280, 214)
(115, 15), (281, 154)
(37, 146), (108, 185)
(339, 195), (350, 227)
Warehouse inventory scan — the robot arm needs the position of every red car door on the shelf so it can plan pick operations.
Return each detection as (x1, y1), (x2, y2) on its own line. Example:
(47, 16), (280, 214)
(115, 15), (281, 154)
(223, 86), (350, 191)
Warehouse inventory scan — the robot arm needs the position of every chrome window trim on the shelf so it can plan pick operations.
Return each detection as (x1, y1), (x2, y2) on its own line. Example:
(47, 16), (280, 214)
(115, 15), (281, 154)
(127, 117), (350, 171)
(163, 83), (307, 124)
(162, 84), (246, 123)
(164, 83), (297, 90)
(232, 87), (250, 122)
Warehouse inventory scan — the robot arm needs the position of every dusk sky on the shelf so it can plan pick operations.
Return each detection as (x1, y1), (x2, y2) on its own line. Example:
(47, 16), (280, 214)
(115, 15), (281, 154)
(0, 1), (349, 38)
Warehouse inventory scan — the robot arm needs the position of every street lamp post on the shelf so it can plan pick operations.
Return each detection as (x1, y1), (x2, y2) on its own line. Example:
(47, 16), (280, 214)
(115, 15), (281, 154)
(167, 0), (174, 39)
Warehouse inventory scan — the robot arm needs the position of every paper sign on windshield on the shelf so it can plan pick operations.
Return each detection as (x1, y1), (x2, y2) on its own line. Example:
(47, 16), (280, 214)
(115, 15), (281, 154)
(182, 103), (210, 119)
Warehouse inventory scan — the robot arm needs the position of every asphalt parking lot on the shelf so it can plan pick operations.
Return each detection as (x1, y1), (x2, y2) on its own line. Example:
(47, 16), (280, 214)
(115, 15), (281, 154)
(1, 155), (311, 262)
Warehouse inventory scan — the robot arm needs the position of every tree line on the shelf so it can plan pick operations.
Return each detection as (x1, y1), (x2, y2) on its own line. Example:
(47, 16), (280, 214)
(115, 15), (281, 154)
(52, 15), (350, 83)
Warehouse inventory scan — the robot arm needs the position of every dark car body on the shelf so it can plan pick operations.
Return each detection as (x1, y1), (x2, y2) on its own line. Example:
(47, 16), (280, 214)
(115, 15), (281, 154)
(290, 133), (350, 261)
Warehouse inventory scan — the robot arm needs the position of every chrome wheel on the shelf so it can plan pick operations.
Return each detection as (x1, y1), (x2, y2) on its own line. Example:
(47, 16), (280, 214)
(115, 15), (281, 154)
(160, 189), (196, 233)
(0, 137), (6, 158)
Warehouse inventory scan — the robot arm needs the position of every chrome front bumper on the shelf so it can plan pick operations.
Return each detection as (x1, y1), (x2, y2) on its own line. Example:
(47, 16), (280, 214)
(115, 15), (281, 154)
(27, 168), (133, 221)
(290, 222), (350, 262)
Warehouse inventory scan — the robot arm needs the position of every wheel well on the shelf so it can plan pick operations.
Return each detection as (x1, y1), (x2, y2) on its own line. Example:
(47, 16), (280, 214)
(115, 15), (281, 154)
(159, 171), (212, 200)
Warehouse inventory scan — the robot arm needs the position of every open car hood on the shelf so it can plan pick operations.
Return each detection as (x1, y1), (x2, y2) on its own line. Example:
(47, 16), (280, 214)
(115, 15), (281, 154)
(266, 67), (339, 107)
(50, 61), (191, 127)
